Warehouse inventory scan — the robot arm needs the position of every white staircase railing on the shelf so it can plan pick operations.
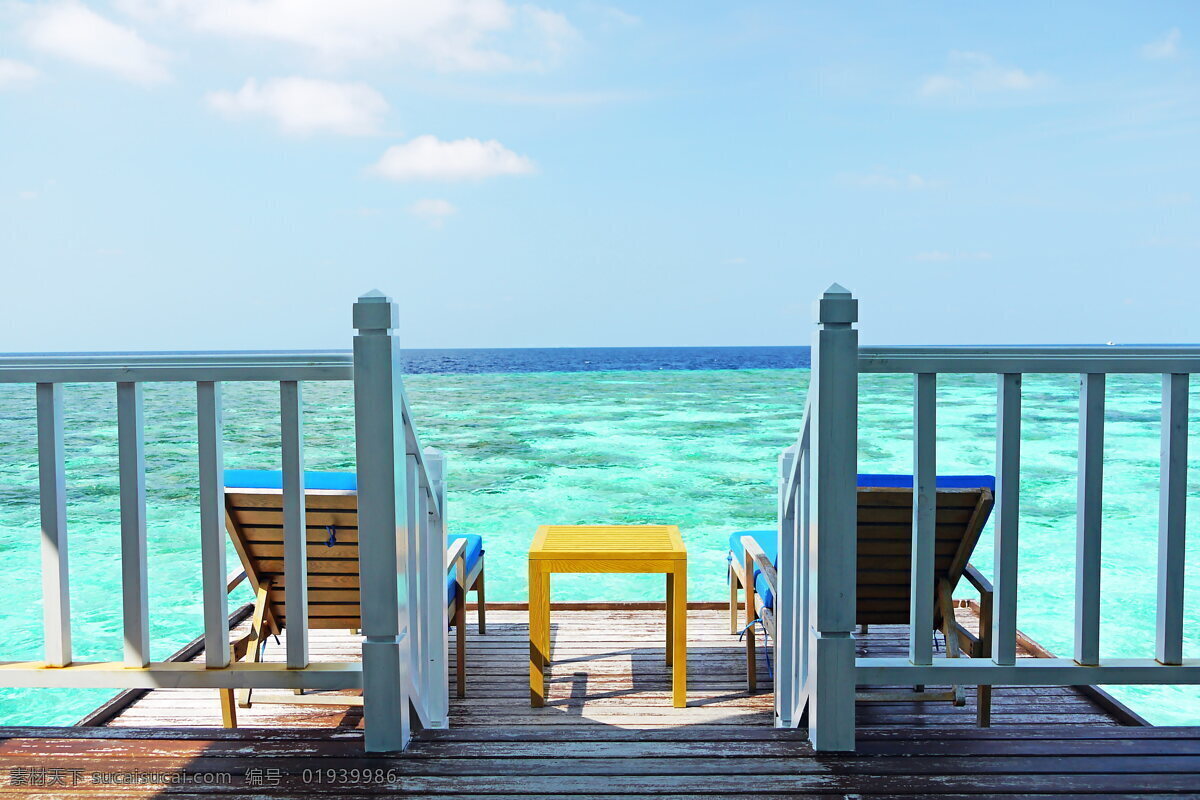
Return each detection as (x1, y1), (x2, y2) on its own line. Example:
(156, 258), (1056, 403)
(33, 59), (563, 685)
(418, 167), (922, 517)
(0, 290), (448, 752)
(776, 284), (1200, 751)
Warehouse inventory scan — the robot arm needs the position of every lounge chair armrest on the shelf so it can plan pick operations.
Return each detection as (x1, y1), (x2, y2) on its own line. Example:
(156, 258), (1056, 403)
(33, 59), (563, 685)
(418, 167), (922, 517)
(962, 563), (993, 596)
(962, 563), (993, 659)
(226, 569), (248, 594)
(445, 538), (467, 574)
(741, 536), (778, 594)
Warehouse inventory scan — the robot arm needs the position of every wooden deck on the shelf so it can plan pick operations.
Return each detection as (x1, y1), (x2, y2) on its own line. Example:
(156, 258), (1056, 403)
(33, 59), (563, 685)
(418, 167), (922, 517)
(1, 606), (1196, 797)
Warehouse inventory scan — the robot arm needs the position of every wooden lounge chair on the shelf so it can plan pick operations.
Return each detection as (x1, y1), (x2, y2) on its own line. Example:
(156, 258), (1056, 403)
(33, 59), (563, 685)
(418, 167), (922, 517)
(216, 470), (485, 727)
(728, 474), (996, 726)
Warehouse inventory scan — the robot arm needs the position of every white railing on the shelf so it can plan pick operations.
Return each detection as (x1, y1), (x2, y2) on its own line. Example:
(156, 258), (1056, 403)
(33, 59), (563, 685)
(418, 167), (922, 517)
(776, 284), (1200, 751)
(0, 291), (447, 752)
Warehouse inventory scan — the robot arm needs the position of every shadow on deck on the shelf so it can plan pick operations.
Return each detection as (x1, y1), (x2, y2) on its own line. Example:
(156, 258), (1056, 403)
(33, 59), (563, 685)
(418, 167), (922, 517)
(0, 607), (1195, 797)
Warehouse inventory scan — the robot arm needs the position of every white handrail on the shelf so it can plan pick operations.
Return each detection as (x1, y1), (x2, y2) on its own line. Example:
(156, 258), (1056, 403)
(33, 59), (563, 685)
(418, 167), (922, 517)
(859, 345), (1200, 374)
(0, 351), (353, 383)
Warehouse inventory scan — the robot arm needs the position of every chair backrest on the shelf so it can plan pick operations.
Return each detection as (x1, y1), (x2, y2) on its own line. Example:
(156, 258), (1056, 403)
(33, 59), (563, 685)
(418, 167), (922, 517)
(225, 488), (362, 630)
(856, 479), (994, 625)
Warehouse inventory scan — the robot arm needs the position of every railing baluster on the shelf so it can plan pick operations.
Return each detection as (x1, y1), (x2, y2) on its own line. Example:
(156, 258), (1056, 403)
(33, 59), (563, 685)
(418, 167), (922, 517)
(1074, 373), (1104, 666)
(776, 446), (798, 726)
(1156, 373), (1189, 665)
(911, 373), (937, 665)
(197, 381), (229, 669)
(992, 373), (1022, 666)
(403, 452), (426, 725)
(799, 447), (811, 698)
(423, 448), (450, 728)
(116, 382), (149, 668)
(36, 383), (72, 667)
(279, 380), (308, 669)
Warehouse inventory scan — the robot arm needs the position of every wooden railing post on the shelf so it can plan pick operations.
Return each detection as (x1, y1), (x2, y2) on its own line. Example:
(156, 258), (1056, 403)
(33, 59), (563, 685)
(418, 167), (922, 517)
(808, 283), (858, 752)
(352, 290), (411, 752)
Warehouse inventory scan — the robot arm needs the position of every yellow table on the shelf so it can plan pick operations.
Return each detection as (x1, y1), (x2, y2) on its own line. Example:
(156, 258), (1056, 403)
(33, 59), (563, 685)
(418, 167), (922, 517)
(528, 525), (688, 708)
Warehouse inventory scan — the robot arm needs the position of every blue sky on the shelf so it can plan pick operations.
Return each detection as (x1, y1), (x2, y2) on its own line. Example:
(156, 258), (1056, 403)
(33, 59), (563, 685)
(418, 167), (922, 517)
(1, 1), (1197, 350)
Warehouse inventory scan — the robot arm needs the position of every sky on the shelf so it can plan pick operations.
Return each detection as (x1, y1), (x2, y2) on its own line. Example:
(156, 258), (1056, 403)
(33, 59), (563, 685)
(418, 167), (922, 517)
(1, 1), (1198, 350)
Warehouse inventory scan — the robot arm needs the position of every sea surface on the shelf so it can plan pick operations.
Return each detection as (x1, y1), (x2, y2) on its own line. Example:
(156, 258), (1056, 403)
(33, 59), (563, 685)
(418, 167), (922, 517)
(0, 346), (1196, 726)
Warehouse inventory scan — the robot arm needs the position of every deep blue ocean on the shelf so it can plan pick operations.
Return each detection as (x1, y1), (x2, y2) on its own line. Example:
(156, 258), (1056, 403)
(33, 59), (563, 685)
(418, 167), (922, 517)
(397, 345), (811, 373)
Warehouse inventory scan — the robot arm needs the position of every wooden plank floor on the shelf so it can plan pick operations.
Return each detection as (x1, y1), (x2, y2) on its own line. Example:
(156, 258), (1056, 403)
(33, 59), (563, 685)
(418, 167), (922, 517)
(1, 607), (1195, 797)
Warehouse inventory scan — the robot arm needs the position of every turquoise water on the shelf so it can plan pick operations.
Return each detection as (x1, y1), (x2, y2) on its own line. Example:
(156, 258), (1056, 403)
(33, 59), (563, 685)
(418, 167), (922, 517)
(0, 369), (1197, 725)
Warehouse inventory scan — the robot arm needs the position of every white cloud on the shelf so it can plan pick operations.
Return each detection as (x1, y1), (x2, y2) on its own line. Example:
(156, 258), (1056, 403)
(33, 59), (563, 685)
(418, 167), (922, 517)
(370, 135), (535, 181)
(920, 51), (1047, 99)
(591, 4), (640, 27)
(206, 77), (388, 136)
(117, 0), (575, 71)
(408, 198), (457, 227)
(1142, 28), (1182, 60)
(915, 250), (993, 262)
(0, 59), (40, 89)
(25, 1), (169, 85)
(839, 170), (939, 190)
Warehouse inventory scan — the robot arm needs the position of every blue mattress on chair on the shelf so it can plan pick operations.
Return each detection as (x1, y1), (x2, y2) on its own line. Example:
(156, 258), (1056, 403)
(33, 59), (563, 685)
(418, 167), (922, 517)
(446, 533), (483, 603)
(729, 473), (995, 609)
(224, 470), (482, 603)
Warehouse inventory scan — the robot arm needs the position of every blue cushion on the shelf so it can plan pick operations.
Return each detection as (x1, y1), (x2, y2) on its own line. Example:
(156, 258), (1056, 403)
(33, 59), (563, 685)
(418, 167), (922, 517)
(728, 530), (777, 609)
(224, 469), (357, 491)
(857, 473), (996, 492)
(446, 534), (484, 603)
(729, 474), (996, 610)
(224, 470), (482, 604)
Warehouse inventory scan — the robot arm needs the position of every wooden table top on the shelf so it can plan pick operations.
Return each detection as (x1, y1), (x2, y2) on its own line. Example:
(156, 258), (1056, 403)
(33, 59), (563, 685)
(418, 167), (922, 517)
(529, 525), (686, 561)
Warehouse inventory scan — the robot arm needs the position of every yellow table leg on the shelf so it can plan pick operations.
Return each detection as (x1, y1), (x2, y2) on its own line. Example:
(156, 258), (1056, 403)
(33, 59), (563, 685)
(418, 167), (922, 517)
(665, 573), (673, 666)
(671, 561), (687, 707)
(529, 562), (550, 707)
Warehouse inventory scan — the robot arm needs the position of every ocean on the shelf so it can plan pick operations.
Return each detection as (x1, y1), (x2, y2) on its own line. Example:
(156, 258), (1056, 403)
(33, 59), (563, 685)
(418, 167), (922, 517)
(0, 346), (1196, 726)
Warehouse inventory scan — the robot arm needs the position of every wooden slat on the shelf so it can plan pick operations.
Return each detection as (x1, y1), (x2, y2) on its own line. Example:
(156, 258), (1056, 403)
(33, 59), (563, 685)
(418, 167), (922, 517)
(228, 493), (358, 510)
(35, 382), (71, 667)
(116, 381), (149, 668)
(270, 589), (360, 603)
(246, 543), (359, 560)
(1156, 372), (1189, 665)
(859, 539), (960, 556)
(857, 489), (980, 508)
(241, 527), (360, 544)
(859, 506), (974, 524)
(256, 559), (360, 575)
(279, 380), (308, 670)
(267, 573), (361, 589)
(273, 603), (361, 618)
(993, 373), (1021, 666)
(857, 554), (957, 572)
(197, 380), (229, 669)
(228, 508), (357, 526)
(1075, 373), (1104, 666)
